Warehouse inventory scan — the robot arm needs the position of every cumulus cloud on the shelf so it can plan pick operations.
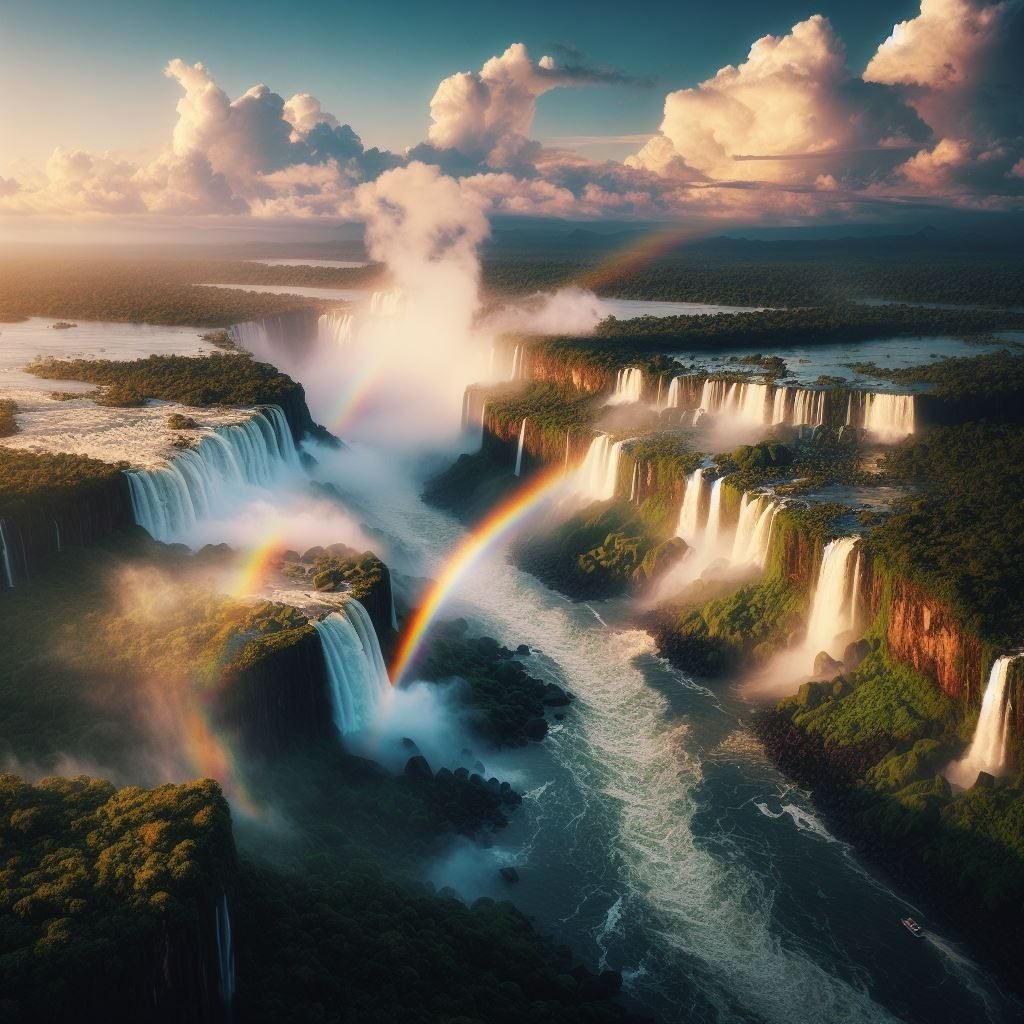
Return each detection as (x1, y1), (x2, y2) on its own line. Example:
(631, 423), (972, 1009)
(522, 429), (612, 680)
(628, 15), (927, 188)
(865, 0), (1024, 196)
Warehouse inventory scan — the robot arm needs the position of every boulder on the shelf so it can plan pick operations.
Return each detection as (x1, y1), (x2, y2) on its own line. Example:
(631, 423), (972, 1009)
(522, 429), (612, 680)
(972, 771), (996, 790)
(843, 639), (871, 671)
(524, 717), (549, 742)
(404, 755), (433, 780)
(813, 651), (844, 679)
(515, 643), (531, 656)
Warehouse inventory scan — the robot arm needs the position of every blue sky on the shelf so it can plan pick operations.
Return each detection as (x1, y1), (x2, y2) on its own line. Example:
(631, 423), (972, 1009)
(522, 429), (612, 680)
(1, 0), (919, 168)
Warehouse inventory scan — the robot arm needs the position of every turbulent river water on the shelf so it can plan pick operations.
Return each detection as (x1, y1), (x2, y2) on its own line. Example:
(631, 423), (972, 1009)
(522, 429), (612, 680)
(323, 451), (1017, 1024)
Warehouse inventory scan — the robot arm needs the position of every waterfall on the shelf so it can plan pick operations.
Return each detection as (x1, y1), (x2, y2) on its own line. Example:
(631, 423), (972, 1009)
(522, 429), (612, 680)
(574, 434), (627, 502)
(369, 289), (403, 316)
(804, 538), (862, 663)
(861, 393), (915, 441)
(127, 407), (299, 543)
(514, 418), (527, 477)
(390, 589), (399, 632)
(0, 519), (14, 589)
(314, 600), (391, 736)
(608, 367), (644, 405)
(564, 431), (571, 467)
(629, 461), (640, 503)
(704, 477), (726, 551)
(215, 893), (236, 1006)
(948, 656), (1020, 785)
(731, 493), (781, 568)
(676, 468), (707, 541)
(666, 376), (681, 409)
(318, 310), (355, 345)
(655, 376), (664, 409)
(53, 519), (62, 554)
(510, 344), (524, 381)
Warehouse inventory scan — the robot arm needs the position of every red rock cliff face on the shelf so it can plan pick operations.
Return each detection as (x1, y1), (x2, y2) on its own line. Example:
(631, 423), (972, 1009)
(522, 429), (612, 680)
(872, 574), (986, 701)
(481, 411), (594, 475)
(511, 347), (616, 396)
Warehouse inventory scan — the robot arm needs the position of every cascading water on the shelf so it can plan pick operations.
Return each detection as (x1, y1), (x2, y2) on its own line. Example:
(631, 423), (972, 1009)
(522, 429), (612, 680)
(804, 538), (863, 664)
(126, 407), (299, 543)
(948, 655), (1020, 785)
(314, 600), (391, 736)
(676, 468), (707, 542)
(850, 392), (916, 442)
(319, 310), (355, 345)
(629, 461), (640, 503)
(510, 344), (525, 381)
(665, 376), (681, 409)
(574, 434), (627, 502)
(514, 419), (527, 477)
(731, 493), (781, 568)
(608, 367), (644, 405)
(215, 893), (235, 1006)
(0, 519), (14, 589)
(369, 289), (403, 316)
(703, 477), (726, 552)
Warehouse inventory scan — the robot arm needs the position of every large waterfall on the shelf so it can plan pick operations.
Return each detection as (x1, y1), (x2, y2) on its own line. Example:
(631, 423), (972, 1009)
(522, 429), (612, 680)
(730, 493), (782, 568)
(804, 538), (862, 663)
(369, 289), (404, 316)
(948, 655), (1020, 785)
(574, 434), (627, 502)
(608, 367), (644, 405)
(214, 893), (236, 1007)
(846, 392), (915, 441)
(513, 418), (527, 477)
(319, 310), (355, 345)
(314, 600), (391, 736)
(126, 407), (299, 543)
(676, 468), (707, 541)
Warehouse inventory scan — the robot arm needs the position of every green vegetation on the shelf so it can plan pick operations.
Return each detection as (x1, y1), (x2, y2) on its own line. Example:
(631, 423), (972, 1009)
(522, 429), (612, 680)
(756, 647), (1024, 970)
(481, 234), (1024, 308)
(26, 354), (301, 411)
(310, 546), (386, 602)
(651, 576), (805, 676)
(717, 432), (869, 495)
(0, 254), (342, 326)
(512, 498), (685, 600)
(0, 774), (234, 1019)
(484, 381), (601, 440)
(845, 348), (1024, 399)
(872, 424), (1024, 645)
(0, 399), (18, 438)
(416, 622), (559, 746)
(0, 447), (126, 519)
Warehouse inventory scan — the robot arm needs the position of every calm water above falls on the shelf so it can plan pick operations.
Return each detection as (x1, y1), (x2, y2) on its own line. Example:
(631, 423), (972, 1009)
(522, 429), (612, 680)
(331, 458), (1018, 1024)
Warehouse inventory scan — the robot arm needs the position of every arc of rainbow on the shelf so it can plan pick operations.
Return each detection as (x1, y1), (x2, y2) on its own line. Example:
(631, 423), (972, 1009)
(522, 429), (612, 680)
(227, 529), (290, 597)
(391, 467), (568, 682)
(328, 354), (384, 436)
(578, 226), (707, 294)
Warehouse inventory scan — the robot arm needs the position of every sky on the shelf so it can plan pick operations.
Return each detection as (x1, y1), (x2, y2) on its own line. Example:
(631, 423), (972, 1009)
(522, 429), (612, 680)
(1, 0), (1021, 229)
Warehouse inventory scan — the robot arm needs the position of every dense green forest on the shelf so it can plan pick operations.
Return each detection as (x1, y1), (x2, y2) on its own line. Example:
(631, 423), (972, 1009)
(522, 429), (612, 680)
(0, 448), (126, 517)
(0, 255), (335, 326)
(871, 424), (1024, 646)
(26, 354), (302, 410)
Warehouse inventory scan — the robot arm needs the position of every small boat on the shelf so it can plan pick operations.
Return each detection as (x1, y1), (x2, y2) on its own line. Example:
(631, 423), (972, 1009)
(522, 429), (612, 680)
(901, 917), (924, 939)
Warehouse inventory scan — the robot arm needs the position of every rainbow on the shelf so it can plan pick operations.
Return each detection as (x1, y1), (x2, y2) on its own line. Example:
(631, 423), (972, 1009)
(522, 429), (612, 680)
(227, 531), (287, 597)
(390, 466), (568, 681)
(578, 226), (707, 294)
(328, 355), (383, 435)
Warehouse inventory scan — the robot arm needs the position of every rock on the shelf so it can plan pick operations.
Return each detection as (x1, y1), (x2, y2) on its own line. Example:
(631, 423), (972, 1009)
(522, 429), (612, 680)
(813, 651), (844, 679)
(542, 683), (571, 707)
(499, 866), (520, 883)
(843, 639), (871, 671)
(796, 681), (825, 709)
(973, 771), (996, 790)
(515, 644), (531, 655)
(474, 636), (501, 656)
(282, 549), (300, 562)
(473, 760), (486, 775)
(453, 767), (469, 782)
(524, 717), (549, 742)
(404, 755), (433, 780)
(401, 736), (419, 751)
(434, 767), (454, 785)
(497, 646), (514, 660)
(300, 545), (325, 564)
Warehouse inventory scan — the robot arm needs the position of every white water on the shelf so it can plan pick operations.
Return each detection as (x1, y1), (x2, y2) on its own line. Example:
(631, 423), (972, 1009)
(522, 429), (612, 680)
(319, 310), (355, 345)
(126, 407), (299, 543)
(676, 468), (707, 542)
(947, 656), (1020, 786)
(608, 367), (644, 405)
(214, 892), (236, 1006)
(730, 492), (782, 569)
(804, 538), (863, 664)
(0, 519), (14, 589)
(629, 461), (639, 503)
(848, 392), (916, 442)
(314, 599), (391, 737)
(573, 434), (627, 502)
(514, 419), (527, 477)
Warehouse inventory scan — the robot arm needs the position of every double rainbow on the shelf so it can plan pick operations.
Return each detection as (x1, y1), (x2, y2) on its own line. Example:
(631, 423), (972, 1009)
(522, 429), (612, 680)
(390, 466), (568, 682)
